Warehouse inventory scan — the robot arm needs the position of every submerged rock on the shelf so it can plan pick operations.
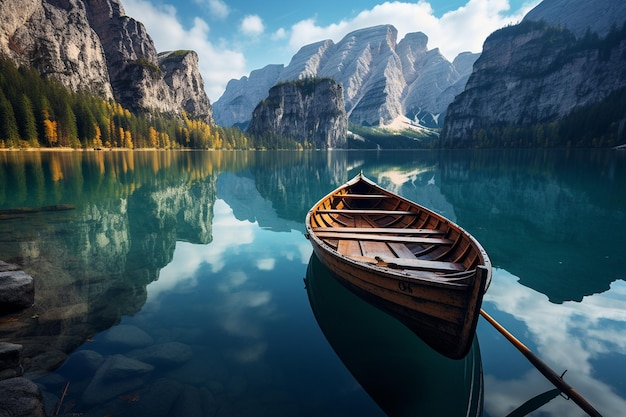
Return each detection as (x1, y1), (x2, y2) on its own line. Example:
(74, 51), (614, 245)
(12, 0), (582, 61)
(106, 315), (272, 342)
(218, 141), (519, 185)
(0, 267), (34, 314)
(0, 343), (23, 381)
(128, 342), (193, 366)
(0, 377), (45, 417)
(58, 350), (104, 380)
(101, 324), (154, 350)
(82, 378), (184, 417)
(82, 354), (154, 404)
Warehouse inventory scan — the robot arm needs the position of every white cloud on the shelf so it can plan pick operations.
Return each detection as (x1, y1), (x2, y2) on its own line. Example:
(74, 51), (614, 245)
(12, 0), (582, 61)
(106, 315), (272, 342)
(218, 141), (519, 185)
(207, 0), (229, 19)
(240, 15), (265, 37)
(272, 27), (287, 40)
(288, 0), (539, 60)
(121, 0), (245, 100)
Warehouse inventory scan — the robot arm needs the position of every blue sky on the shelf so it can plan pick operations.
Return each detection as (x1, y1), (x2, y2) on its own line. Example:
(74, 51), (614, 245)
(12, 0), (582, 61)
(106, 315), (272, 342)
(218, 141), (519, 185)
(121, 0), (540, 101)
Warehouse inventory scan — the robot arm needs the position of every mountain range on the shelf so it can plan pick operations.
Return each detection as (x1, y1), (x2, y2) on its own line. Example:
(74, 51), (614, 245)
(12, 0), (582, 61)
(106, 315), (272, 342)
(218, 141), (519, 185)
(1, 0), (625, 148)
(214, 25), (478, 131)
(216, 0), (626, 148)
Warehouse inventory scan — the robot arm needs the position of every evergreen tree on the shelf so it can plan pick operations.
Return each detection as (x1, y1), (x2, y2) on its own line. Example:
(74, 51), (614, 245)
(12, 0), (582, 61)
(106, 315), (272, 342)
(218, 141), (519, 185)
(0, 90), (20, 147)
(15, 94), (39, 146)
(56, 102), (78, 147)
(75, 100), (98, 146)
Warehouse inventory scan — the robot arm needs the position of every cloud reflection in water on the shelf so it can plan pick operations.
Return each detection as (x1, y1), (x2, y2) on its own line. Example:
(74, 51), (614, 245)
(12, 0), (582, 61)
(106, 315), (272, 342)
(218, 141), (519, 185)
(143, 198), (311, 368)
(483, 268), (626, 416)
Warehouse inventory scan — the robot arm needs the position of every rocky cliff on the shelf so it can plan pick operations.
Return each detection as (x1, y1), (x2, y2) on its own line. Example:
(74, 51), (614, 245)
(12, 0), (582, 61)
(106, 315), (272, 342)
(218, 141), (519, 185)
(0, 0), (213, 123)
(246, 78), (348, 149)
(523, 0), (626, 38)
(214, 25), (477, 130)
(441, 0), (626, 147)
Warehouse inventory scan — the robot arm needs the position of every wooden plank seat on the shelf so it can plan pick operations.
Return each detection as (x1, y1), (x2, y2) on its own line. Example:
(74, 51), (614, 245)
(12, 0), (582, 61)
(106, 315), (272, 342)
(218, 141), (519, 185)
(316, 231), (453, 245)
(381, 257), (465, 272)
(334, 194), (390, 199)
(388, 242), (416, 258)
(312, 227), (445, 235)
(347, 255), (466, 273)
(316, 209), (418, 216)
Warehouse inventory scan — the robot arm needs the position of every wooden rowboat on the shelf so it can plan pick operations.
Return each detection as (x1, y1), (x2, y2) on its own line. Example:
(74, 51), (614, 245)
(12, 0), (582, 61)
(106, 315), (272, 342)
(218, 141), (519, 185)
(305, 172), (492, 359)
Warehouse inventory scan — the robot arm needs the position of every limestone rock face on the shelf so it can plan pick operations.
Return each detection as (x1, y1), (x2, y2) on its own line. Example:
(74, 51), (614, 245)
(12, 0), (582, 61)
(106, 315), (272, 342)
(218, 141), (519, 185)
(440, 20), (626, 144)
(440, 0), (626, 145)
(277, 40), (334, 82)
(1, 0), (113, 98)
(247, 78), (348, 149)
(0, 0), (213, 122)
(316, 25), (404, 126)
(159, 51), (214, 123)
(214, 24), (476, 129)
(523, 0), (626, 37)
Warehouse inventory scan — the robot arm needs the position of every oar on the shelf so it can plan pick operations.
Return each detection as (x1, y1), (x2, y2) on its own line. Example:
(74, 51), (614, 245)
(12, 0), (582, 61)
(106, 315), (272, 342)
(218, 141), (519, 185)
(479, 309), (602, 417)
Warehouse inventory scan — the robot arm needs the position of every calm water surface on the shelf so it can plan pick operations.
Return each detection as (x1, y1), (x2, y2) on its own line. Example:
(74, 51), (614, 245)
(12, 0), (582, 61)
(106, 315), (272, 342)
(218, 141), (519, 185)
(0, 149), (624, 417)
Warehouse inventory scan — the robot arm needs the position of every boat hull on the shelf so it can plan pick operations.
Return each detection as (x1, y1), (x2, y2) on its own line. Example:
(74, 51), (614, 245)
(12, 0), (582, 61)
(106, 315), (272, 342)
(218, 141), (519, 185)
(305, 253), (484, 416)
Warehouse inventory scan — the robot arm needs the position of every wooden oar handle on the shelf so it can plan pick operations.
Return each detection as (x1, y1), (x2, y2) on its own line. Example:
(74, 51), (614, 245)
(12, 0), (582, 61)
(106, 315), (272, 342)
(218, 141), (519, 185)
(479, 309), (602, 417)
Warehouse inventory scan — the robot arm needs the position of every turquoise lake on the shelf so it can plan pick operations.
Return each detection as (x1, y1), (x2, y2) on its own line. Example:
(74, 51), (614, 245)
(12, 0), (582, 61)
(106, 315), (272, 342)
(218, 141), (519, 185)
(0, 149), (624, 417)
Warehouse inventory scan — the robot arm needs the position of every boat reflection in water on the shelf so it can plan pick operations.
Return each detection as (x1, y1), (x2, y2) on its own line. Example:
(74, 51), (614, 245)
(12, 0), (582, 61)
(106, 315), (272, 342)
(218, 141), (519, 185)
(305, 254), (484, 417)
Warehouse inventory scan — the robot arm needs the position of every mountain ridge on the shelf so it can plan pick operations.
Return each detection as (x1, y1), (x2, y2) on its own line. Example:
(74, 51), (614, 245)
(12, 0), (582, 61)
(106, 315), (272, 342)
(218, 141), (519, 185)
(213, 24), (478, 131)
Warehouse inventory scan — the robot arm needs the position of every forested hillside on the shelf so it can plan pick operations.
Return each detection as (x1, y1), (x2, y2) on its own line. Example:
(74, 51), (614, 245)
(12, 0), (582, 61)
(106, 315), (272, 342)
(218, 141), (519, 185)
(0, 58), (251, 150)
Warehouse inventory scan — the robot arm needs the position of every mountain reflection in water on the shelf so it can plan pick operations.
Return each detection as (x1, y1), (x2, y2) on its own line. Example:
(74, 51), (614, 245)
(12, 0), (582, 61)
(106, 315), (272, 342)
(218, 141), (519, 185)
(305, 254), (484, 417)
(0, 149), (624, 417)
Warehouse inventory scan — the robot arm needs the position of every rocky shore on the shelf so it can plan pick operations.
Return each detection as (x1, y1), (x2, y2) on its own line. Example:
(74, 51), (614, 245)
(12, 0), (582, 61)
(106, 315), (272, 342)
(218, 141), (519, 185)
(0, 259), (242, 417)
(0, 260), (199, 417)
(0, 261), (45, 416)
(0, 324), (199, 417)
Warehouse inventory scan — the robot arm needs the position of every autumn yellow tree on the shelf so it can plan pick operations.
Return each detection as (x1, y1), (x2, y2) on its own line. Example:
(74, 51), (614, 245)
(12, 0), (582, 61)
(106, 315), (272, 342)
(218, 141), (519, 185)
(160, 131), (170, 149)
(148, 126), (159, 148)
(124, 129), (133, 149)
(93, 124), (103, 148)
(43, 119), (58, 146)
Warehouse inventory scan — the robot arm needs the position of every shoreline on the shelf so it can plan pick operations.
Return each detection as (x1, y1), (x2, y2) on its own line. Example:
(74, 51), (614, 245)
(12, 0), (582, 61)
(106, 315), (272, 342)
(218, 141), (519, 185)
(0, 147), (163, 152)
